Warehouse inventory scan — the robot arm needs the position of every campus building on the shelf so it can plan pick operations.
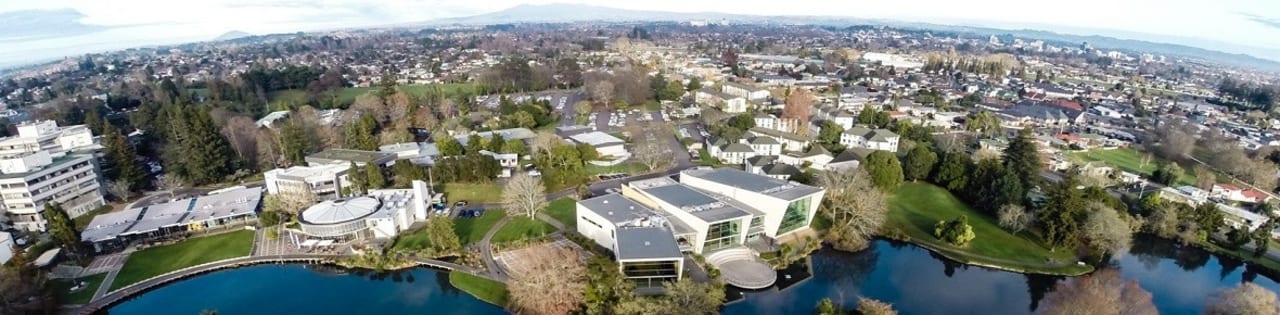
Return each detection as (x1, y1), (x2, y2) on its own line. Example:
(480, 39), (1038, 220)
(0, 151), (105, 232)
(292, 181), (432, 241)
(81, 186), (262, 252)
(264, 163), (352, 201)
(576, 168), (825, 289)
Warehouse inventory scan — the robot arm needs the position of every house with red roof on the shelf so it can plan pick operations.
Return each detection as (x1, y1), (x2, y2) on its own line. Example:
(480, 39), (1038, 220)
(1211, 183), (1273, 204)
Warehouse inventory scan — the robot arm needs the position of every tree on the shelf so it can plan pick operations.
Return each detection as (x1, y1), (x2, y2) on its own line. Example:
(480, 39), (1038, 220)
(657, 279), (725, 314)
(503, 172), (547, 218)
(931, 151), (972, 192)
(426, 217), (461, 255)
(584, 256), (635, 315)
(590, 80), (615, 106)
(1150, 162), (1183, 186)
(686, 77), (702, 91)
(1041, 172), (1087, 249)
(508, 246), (587, 315)
(629, 123), (673, 171)
(365, 163), (386, 190)
(856, 298), (898, 315)
(280, 120), (313, 165)
(934, 215), (976, 246)
(1002, 128), (1041, 194)
(505, 139), (528, 156)
(998, 204), (1032, 234)
(574, 101), (593, 119)
(437, 136), (463, 157)
(107, 180), (133, 202)
(1082, 202), (1132, 255)
(1204, 283), (1280, 315)
(819, 169), (888, 252)
(902, 145), (938, 182)
(783, 89), (814, 135)
(816, 120), (844, 150)
(863, 151), (904, 191)
(155, 174), (187, 199)
(347, 162), (367, 195)
(1037, 269), (1157, 315)
(101, 123), (146, 187)
(815, 298), (839, 315)
(45, 203), (83, 256)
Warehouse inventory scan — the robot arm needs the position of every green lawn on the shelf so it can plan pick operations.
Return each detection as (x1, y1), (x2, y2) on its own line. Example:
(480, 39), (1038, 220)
(491, 216), (557, 244)
(696, 148), (722, 167)
(1068, 148), (1197, 186)
(443, 182), (503, 204)
(887, 183), (1091, 275)
(110, 230), (255, 291)
(545, 198), (577, 229)
(585, 161), (645, 176)
(455, 210), (506, 245)
(52, 273), (108, 305)
(449, 271), (508, 306)
(391, 225), (434, 252)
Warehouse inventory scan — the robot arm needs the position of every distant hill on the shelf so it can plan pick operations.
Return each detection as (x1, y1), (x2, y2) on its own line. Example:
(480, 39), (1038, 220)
(213, 31), (253, 41)
(425, 3), (1280, 72)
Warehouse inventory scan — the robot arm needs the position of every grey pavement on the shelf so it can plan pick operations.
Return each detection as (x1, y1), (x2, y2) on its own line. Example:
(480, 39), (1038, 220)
(477, 215), (514, 282)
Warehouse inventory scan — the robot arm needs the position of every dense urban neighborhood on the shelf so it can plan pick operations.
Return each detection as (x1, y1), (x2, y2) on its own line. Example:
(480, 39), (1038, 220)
(3, 9), (1280, 315)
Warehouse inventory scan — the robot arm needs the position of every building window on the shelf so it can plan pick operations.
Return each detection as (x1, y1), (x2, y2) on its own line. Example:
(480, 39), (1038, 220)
(703, 220), (741, 252)
(622, 260), (679, 288)
(777, 197), (811, 234)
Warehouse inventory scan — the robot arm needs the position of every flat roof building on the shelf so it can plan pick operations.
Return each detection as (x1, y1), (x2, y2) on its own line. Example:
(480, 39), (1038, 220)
(264, 163), (352, 201)
(305, 149), (397, 167)
(0, 152), (105, 232)
(81, 186), (262, 252)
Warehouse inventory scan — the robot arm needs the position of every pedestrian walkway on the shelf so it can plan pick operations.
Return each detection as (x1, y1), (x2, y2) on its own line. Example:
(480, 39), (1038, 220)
(476, 215), (513, 282)
(81, 252), (129, 277)
(90, 268), (121, 302)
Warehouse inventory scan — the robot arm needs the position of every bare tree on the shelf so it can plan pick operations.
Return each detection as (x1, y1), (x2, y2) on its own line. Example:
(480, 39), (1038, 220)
(276, 192), (316, 215)
(508, 245), (587, 315)
(997, 204), (1032, 234)
(782, 89), (814, 135)
(221, 115), (261, 166)
(589, 80), (614, 107)
(107, 180), (132, 202)
(628, 123), (673, 172)
(819, 169), (888, 252)
(1151, 118), (1197, 160)
(1194, 165), (1215, 190)
(1083, 202), (1133, 255)
(1204, 283), (1280, 315)
(574, 100), (593, 118)
(856, 298), (898, 315)
(1038, 269), (1157, 315)
(503, 173), (547, 218)
(155, 174), (187, 199)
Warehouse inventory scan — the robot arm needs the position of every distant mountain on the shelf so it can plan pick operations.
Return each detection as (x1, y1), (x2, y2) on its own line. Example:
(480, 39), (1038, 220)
(214, 31), (253, 41)
(0, 9), (106, 41)
(427, 3), (1280, 71)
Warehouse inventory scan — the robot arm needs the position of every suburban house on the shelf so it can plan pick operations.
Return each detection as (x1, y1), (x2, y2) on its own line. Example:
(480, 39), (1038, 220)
(839, 126), (900, 152)
(695, 88), (749, 113)
(1211, 184), (1271, 204)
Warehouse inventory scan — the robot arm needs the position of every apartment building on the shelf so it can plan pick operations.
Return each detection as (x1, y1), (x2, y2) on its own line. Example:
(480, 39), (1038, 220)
(0, 151), (106, 231)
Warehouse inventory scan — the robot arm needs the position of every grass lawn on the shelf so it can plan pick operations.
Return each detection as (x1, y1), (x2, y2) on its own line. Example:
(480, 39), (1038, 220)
(1068, 147), (1197, 186)
(455, 210), (506, 245)
(391, 225), (434, 252)
(585, 161), (645, 175)
(887, 183), (1092, 275)
(491, 216), (557, 244)
(449, 271), (508, 306)
(545, 198), (577, 229)
(696, 148), (721, 167)
(51, 273), (108, 305)
(110, 230), (255, 291)
(443, 182), (503, 204)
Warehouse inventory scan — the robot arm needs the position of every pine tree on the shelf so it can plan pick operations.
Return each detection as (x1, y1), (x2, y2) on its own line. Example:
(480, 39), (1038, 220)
(183, 108), (236, 184)
(44, 203), (83, 256)
(366, 163), (386, 190)
(161, 104), (193, 179)
(1002, 128), (1042, 195)
(101, 123), (146, 189)
(346, 162), (366, 195)
(281, 120), (312, 165)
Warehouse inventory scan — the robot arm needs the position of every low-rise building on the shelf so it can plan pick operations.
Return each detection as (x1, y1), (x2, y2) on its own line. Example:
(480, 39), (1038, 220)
(568, 131), (628, 158)
(306, 149), (397, 168)
(293, 181), (433, 241)
(81, 186), (262, 252)
(840, 126), (900, 152)
(264, 163), (352, 201)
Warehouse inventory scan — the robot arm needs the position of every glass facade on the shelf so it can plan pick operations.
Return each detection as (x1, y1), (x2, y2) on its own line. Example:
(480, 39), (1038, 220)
(703, 220), (741, 251)
(777, 197), (811, 234)
(622, 260), (680, 288)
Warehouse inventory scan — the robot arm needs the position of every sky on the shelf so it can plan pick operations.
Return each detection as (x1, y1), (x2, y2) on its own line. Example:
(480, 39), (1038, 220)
(1, 0), (1279, 65)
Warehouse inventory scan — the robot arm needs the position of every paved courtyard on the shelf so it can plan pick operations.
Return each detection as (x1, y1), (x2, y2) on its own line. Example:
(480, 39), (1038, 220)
(81, 252), (129, 276)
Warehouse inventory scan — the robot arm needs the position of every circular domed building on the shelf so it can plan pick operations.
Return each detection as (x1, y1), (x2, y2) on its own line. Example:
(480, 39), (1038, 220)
(298, 197), (381, 240)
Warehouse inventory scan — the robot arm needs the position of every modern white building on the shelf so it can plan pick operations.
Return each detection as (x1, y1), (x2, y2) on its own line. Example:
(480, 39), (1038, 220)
(576, 168), (825, 289)
(576, 194), (686, 288)
(82, 186), (262, 252)
(840, 126), (900, 152)
(695, 89), (749, 113)
(264, 163), (353, 201)
(0, 120), (100, 158)
(0, 231), (13, 265)
(294, 181), (432, 241)
(722, 82), (771, 101)
(0, 151), (105, 231)
(568, 131), (627, 158)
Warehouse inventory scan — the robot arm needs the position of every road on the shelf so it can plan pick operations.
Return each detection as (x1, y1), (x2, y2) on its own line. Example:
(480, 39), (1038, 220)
(587, 121), (695, 196)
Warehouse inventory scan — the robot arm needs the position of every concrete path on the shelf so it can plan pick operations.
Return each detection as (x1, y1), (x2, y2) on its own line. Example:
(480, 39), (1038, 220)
(90, 267), (121, 302)
(477, 215), (514, 282)
(535, 212), (566, 231)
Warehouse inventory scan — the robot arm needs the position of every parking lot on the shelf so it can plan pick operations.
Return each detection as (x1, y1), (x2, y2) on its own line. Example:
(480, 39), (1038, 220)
(587, 109), (668, 133)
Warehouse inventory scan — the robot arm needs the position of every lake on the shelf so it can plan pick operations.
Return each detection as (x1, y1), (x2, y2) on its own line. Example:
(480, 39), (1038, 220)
(102, 236), (1280, 315)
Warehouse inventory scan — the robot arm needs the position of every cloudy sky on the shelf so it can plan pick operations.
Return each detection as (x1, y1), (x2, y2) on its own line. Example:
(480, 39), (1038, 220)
(2, 0), (1279, 64)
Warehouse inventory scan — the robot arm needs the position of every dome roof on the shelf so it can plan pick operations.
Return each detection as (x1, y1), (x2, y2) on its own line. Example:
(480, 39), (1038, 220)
(300, 197), (380, 225)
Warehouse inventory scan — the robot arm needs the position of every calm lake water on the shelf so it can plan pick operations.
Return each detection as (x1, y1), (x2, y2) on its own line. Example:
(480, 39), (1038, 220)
(103, 236), (1280, 315)
(724, 236), (1280, 315)
(101, 265), (506, 315)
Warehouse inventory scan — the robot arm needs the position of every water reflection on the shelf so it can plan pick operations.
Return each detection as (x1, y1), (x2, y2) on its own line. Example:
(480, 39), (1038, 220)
(726, 237), (1280, 315)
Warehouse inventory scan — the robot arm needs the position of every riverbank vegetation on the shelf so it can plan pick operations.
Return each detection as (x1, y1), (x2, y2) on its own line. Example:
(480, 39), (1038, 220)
(449, 271), (509, 307)
(111, 230), (254, 291)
